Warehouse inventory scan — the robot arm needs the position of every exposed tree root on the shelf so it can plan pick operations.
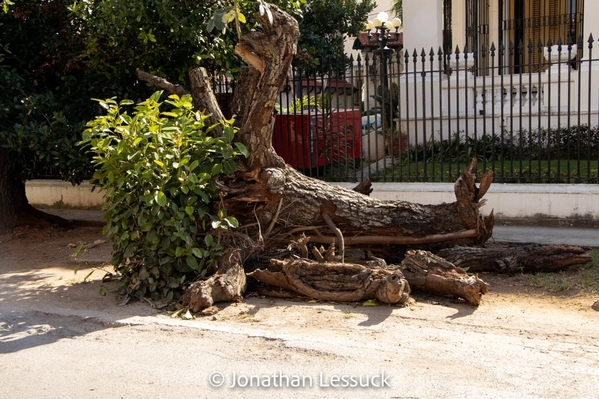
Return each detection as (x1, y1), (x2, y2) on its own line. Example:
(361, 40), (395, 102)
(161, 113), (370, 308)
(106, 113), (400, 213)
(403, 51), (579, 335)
(248, 258), (410, 305)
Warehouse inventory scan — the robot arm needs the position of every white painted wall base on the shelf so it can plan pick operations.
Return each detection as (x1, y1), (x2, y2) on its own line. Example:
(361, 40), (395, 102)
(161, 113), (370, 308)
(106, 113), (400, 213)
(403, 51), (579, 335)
(26, 180), (104, 209)
(27, 180), (599, 225)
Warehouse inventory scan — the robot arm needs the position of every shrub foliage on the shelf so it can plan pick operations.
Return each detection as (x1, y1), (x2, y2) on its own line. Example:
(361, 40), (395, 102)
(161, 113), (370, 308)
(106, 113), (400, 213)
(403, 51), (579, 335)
(81, 92), (247, 301)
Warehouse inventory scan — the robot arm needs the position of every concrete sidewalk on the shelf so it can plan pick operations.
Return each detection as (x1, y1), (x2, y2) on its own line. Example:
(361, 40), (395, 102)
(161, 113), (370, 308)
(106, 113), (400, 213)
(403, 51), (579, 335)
(44, 208), (599, 248)
(492, 225), (599, 247)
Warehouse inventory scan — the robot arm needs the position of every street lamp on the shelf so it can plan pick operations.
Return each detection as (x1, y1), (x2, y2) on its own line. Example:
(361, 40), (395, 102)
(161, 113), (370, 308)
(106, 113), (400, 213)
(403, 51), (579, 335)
(365, 12), (402, 91)
(364, 12), (402, 141)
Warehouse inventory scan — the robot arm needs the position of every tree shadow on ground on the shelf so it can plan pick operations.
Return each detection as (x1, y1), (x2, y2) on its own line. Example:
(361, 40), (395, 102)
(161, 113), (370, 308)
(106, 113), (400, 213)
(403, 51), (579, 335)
(0, 266), (157, 354)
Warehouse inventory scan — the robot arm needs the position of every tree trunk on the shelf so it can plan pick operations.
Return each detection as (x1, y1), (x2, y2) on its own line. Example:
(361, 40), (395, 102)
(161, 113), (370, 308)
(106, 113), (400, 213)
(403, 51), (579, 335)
(220, 160), (494, 260)
(436, 245), (592, 273)
(0, 148), (72, 234)
(0, 148), (24, 233)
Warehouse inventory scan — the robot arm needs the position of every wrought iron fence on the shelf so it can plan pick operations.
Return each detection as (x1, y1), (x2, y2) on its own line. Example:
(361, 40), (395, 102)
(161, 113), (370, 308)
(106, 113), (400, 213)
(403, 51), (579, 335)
(213, 35), (599, 184)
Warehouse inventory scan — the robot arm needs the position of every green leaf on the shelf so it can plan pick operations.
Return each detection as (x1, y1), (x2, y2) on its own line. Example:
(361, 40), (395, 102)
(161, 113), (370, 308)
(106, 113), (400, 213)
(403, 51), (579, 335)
(211, 164), (223, 175)
(191, 247), (204, 258)
(156, 191), (167, 207)
(186, 256), (199, 269)
(175, 247), (185, 257)
(234, 142), (249, 158)
(224, 216), (239, 228)
(185, 206), (194, 216)
(83, 270), (95, 282)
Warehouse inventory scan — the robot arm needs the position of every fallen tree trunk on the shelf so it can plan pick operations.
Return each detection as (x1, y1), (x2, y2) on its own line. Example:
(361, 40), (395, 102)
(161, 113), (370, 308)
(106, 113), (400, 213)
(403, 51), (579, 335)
(220, 160), (495, 261)
(401, 250), (489, 306)
(140, 4), (590, 312)
(436, 245), (592, 273)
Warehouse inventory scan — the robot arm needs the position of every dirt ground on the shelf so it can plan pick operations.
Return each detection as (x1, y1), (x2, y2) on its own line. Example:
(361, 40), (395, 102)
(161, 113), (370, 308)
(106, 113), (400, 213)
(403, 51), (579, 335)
(1, 225), (598, 399)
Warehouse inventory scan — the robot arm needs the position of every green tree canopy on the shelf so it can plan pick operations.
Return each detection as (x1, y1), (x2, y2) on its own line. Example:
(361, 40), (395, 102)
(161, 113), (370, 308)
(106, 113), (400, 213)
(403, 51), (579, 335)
(293, 0), (375, 70)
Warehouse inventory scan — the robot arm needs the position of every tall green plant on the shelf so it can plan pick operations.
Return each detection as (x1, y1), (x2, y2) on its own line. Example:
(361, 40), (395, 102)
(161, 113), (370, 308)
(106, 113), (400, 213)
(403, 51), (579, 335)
(81, 92), (247, 301)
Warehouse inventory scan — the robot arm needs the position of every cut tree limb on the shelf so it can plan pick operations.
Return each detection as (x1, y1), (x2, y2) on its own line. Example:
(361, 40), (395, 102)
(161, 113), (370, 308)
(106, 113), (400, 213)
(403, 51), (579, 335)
(401, 250), (489, 306)
(179, 248), (247, 313)
(436, 245), (592, 273)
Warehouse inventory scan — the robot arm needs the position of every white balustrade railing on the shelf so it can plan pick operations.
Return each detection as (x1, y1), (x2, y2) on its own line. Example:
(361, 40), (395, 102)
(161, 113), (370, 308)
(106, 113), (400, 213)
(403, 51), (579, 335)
(474, 80), (543, 116)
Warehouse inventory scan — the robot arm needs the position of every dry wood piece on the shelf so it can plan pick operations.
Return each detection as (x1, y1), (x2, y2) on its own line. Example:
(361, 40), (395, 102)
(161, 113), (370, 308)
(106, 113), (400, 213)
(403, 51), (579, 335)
(401, 250), (489, 306)
(179, 248), (247, 313)
(249, 258), (411, 305)
(436, 245), (592, 273)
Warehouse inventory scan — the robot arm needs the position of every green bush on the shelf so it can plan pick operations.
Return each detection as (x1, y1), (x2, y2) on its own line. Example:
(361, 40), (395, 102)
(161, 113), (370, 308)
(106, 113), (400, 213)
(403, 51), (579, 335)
(81, 91), (247, 301)
(408, 125), (599, 164)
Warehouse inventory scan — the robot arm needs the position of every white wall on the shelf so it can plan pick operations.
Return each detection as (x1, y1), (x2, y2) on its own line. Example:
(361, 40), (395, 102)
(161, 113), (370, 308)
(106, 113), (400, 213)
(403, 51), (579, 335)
(402, 0), (443, 55)
(26, 180), (104, 209)
(27, 180), (599, 224)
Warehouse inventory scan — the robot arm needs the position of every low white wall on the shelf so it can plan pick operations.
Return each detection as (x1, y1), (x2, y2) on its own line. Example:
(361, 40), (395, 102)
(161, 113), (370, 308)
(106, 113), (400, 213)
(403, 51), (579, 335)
(27, 179), (599, 223)
(26, 180), (104, 209)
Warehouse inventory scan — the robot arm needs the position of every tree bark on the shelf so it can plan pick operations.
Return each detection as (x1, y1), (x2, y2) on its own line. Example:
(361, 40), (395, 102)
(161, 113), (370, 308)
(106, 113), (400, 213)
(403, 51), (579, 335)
(436, 245), (593, 273)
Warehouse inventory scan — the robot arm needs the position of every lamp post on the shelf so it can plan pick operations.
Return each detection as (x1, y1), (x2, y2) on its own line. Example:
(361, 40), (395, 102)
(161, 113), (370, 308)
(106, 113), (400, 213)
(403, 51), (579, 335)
(364, 12), (402, 141)
(365, 12), (402, 92)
